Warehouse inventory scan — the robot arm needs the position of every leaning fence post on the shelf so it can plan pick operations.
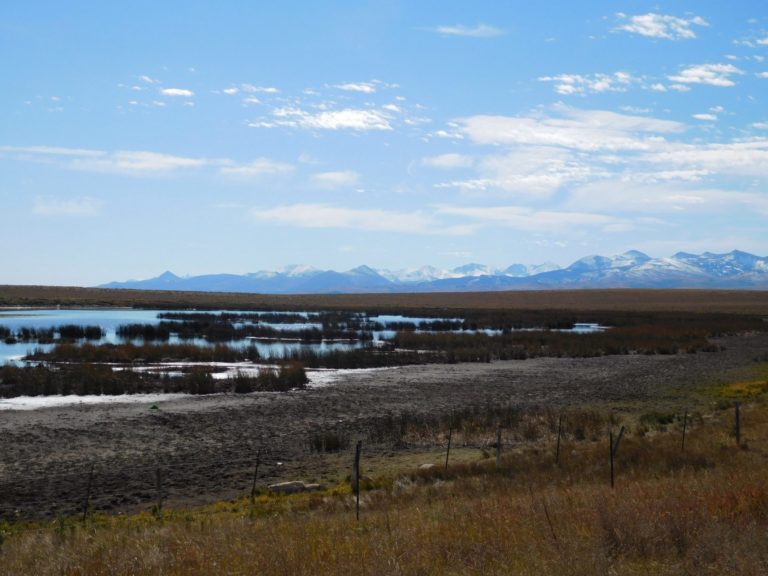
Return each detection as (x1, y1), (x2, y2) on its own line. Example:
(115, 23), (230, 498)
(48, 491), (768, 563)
(496, 426), (502, 469)
(445, 425), (453, 473)
(610, 426), (625, 489)
(155, 466), (164, 513)
(735, 402), (741, 446)
(82, 463), (94, 522)
(250, 447), (262, 504)
(555, 415), (563, 466)
(681, 409), (688, 452)
(352, 440), (362, 521)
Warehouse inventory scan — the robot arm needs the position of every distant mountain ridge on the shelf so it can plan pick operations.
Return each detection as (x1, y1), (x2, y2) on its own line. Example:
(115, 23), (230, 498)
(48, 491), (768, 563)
(98, 250), (768, 294)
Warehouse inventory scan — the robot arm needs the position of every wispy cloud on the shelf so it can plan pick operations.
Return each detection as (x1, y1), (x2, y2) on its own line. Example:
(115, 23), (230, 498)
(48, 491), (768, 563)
(218, 84), (280, 95)
(667, 63), (744, 87)
(2, 145), (308, 179)
(615, 13), (708, 40)
(433, 24), (503, 38)
(335, 82), (377, 94)
(422, 153), (475, 169)
(3, 145), (213, 175)
(33, 196), (102, 217)
(0, 145), (104, 158)
(242, 84), (279, 93)
(251, 203), (471, 235)
(456, 106), (684, 151)
(539, 72), (635, 95)
(433, 106), (768, 212)
(72, 151), (208, 173)
(436, 205), (627, 233)
(220, 158), (294, 177)
(251, 107), (393, 131)
(435, 146), (600, 198)
(567, 181), (768, 216)
(310, 170), (360, 189)
(160, 88), (195, 97)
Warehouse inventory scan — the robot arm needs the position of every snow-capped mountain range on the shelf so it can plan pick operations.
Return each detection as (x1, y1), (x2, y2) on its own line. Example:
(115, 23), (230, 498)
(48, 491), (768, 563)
(99, 250), (768, 294)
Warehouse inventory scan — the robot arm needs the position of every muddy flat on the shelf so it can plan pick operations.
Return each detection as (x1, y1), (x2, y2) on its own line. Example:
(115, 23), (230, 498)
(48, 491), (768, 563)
(1, 331), (765, 520)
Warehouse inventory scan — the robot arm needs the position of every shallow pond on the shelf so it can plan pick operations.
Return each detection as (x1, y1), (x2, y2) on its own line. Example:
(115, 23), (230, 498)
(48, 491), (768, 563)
(0, 308), (604, 364)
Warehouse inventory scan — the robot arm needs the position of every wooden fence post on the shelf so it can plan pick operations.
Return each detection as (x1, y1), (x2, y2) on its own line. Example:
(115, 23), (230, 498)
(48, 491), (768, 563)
(496, 426), (502, 469)
(155, 466), (163, 513)
(82, 463), (94, 522)
(250, 447), (262, 504)
(445, 425), (453, 473)
(610, 426), (625, 489)
(353, 440), (362, 521)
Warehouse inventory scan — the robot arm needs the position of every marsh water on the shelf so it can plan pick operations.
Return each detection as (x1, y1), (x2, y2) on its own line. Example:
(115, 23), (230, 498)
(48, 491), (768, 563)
(0, 308), (604, 364)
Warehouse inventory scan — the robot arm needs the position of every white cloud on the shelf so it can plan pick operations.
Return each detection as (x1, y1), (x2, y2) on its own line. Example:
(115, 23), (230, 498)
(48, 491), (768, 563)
(241, 84), (279, 93)
(2, 145), (211, 175)
(222, 87), (240, 95)
(667, 63), (744, 87)
(757, 72), (768, 79)
(220, 158), (294, 177)
(641, 139), (768, 177)
(72, 151), (207, 173)
(160, 88), (195, 97)
(0, 145), (104, 158)
(435, 106), (768, 212)
(422, 154), (474, 169)
(139, 75), (159, 84)
(33, 196), (102, 217)
(436, 205), (625, 232)
(456, 106), (684, 152)
(250, 204), (471, 235)
(253, 107), (392, 131)
(615, 13), (708, 40)
(335, 82), (376, 94)
(752, 122), (768, 130)
(436, 146), (600, 198)
(310, 170), (360, 189)
(539, 72), (635, 95)
(568, 181), (768, 215)
(433, 24), (503, 38)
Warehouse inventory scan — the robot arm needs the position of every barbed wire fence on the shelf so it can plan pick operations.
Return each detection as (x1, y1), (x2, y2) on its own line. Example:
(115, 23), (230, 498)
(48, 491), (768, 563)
(0, 401), (751, 534)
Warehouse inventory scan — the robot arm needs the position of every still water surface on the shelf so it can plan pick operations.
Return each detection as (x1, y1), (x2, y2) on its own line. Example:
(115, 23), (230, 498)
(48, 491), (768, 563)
(0, 308), (604, 364)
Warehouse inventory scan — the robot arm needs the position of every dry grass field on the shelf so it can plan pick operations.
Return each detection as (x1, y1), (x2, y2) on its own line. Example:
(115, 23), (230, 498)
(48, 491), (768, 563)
(2, 285), (768, 573)
(2, 386), (768, 575)
(2, 284), (768, 314)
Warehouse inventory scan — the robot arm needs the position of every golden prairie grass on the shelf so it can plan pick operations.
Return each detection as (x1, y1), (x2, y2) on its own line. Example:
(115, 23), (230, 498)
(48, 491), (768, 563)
(2, 397), (767, 575)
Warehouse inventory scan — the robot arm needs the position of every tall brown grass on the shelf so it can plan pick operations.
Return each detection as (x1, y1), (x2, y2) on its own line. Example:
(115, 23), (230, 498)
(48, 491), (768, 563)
(2, 399), (767, 575)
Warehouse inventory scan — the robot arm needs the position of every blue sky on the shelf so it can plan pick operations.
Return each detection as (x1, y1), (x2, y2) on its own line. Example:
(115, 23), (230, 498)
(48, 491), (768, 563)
(2, 1), (768, 285)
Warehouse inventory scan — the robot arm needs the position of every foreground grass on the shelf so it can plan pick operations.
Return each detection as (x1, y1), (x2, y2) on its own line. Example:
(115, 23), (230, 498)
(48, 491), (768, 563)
(2, 389), (768, 575)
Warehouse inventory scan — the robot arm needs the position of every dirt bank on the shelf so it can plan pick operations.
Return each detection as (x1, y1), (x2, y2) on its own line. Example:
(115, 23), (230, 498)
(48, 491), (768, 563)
(1, 332), (765, 520)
